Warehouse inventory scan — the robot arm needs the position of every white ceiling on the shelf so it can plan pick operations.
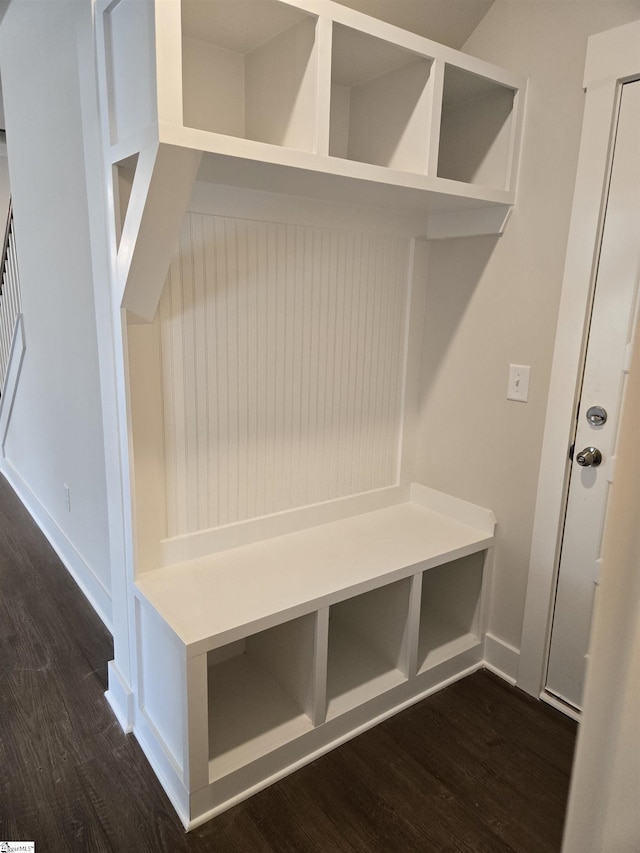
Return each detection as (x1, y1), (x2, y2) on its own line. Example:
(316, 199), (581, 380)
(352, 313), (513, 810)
(182, 0), (494, 53)
(182, 0), (310, 53)
(333, 0), (494, 49)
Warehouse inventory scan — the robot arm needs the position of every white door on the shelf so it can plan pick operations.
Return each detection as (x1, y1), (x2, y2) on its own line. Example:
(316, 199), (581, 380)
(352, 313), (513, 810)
(546, 80), (640, 711)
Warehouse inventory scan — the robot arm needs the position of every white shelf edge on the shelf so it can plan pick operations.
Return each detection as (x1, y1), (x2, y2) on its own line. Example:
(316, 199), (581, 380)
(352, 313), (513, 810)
(425, 206), (512, 240)
(418, 632), (482, 674)
(325, 668), (407, 721)
(158, 124), (515, 209)
(136, 484), (494, 658)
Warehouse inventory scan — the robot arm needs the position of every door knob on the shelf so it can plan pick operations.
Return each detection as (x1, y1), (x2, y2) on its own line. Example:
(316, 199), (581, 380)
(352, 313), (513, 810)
(576, 447), (602, 467)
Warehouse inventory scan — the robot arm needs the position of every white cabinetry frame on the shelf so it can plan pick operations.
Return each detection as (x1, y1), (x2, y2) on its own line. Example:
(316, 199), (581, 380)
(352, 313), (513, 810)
(95, 0), (526, 830)
(135, 487), (495, 827)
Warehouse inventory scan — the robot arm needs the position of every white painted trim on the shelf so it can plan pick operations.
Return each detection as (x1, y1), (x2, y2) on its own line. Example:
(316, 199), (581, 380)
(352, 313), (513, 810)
(92, 0), (143, 700)
(411, 482), (496, 535)
(424, 205), (511, 240)
(188, 171), (430, 238)
(105, 659), (135, 733)
(484, 633), (520, 685)
(133, 709), (191, 830)
(398, 239), (427, 485)
(584, 20), (640, 88)
(540, 690), (581, 724)
(518, 21), (640, 698)
(0, 458), (113, 633)
(0, 314), (25, 451)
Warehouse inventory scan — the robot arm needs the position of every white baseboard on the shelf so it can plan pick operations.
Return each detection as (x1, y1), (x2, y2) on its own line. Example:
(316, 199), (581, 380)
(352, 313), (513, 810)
(106, 660), (135, 733)
(0, 458), (113, 633)
(134, 710), (191, 828)
(484, 632), (520, 685)
(540, 690), (581, 722)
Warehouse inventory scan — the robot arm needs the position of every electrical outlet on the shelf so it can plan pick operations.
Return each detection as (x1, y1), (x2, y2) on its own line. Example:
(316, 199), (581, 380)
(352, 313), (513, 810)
(64, 483), (71, 512)
(507, 364), (530, 402)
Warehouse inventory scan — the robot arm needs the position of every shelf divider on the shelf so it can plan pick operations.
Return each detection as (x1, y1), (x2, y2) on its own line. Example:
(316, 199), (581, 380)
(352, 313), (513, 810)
(312, 607), (330, 726)
(425, 59), (445, 178)
(186, 652), (209, 791)
(404, 573), (423, 679)
(314, 15), (333, 156)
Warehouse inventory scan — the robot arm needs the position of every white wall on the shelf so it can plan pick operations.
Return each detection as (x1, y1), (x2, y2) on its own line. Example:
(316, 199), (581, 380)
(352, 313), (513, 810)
(0, 142), (10, 228)
(414, 1), (640, 654)
(0, 1), (112, 624)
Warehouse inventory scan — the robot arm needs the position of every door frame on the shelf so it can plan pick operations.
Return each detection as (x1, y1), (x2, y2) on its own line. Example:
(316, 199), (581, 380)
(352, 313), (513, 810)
(517, 19), (640, 701)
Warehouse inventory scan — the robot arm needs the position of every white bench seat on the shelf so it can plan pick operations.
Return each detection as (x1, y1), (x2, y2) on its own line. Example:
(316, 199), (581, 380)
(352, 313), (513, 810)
(135, 486), (495, 656)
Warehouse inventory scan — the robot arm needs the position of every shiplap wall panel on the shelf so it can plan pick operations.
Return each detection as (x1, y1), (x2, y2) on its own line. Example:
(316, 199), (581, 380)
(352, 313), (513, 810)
(158, 212), (410, 537)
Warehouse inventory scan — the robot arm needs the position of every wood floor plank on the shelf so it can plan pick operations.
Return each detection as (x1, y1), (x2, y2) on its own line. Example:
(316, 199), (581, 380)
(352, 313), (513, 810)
(296, 730), (518, 852)
(0, 475), (576, 851)
(384, 696), (568, 852)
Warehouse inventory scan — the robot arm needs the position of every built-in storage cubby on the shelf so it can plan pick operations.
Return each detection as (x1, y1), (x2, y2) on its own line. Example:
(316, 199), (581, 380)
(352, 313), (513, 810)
(207, 615), (318, 780)
(329, 24), (432, 173)
(418, 552), (485, 673)
(181, 0), (318, 152)
(326, 579), (412, 719)
(438, 65), (517, 189)
(134, 489), (496, 826)
(98, 0), (526, 830)
(100, 0), (527, 244)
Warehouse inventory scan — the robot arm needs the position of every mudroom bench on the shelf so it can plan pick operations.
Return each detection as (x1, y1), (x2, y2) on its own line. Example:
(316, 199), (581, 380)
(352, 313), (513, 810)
(133, 483), (495, 829)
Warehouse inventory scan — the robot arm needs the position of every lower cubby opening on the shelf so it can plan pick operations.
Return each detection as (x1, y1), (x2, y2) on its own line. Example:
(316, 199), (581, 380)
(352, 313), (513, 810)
(417, 552), (485, 673)
(326, 578), (411, 719)
(207, 615), (317, 780)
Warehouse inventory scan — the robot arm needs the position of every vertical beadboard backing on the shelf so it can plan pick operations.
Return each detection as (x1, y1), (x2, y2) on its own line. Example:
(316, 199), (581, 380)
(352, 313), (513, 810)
(158, 212), (410, 537)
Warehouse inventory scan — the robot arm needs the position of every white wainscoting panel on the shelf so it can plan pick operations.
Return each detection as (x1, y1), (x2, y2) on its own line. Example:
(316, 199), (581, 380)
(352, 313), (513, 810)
(158, 213), (411, 536)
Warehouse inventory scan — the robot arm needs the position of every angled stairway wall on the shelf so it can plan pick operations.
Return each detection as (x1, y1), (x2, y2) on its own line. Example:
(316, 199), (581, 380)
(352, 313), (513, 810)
(0, 0), (113, 629)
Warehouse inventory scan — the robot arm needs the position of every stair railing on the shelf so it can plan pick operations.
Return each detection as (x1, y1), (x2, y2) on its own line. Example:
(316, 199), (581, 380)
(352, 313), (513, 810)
(0, 198), (22, 393)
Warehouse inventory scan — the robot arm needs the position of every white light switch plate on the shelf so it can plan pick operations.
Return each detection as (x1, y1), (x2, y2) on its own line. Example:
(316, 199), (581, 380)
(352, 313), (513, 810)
(507, 364), (530, 402)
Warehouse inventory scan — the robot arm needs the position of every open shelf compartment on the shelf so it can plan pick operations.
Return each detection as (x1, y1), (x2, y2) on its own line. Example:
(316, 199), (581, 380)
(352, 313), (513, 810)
(417, 552), (485, 673)
(133, 485), (495, 822)
(207, 614), (318, 781)
(326, 578), (412, 719)
(181, 0), (319, 152)
(329, 23), (433, 173)
(437, 64), (517, 190)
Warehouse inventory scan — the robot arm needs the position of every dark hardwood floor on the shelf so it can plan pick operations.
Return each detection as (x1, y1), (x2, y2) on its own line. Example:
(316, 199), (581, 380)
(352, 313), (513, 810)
(0, 474), (577, 852)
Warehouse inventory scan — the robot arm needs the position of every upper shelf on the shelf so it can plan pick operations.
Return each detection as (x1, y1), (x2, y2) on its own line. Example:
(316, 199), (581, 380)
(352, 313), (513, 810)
(100, 0), (526, 231)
